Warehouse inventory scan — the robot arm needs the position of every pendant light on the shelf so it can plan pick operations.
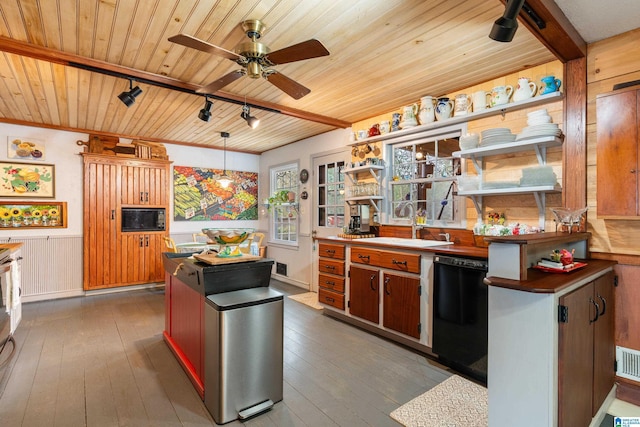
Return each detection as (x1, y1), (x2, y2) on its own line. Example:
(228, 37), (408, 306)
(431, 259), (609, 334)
(217, 132), (233, 188)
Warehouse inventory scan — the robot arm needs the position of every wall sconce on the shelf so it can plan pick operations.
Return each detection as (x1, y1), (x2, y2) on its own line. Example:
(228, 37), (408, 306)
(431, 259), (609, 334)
(198, 96), (213, 122)
(118, 79), (143, 107)
(241, 104), (260, 129)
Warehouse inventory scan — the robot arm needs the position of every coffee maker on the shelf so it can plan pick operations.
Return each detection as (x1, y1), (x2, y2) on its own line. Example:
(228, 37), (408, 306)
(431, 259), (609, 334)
(349, 205), (370, 234)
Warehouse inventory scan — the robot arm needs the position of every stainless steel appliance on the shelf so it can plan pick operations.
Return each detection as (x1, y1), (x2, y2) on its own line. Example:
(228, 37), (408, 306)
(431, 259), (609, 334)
(432, 254), (488, 382)
(204, 287), (284, 424)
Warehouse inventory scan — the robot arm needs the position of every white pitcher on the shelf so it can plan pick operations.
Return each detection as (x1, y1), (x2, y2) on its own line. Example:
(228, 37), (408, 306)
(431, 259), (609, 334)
(435, 97), (454, 121)
(401, 103), (419, 128)
(490, 85), (513, 107)
(454, 94), (472, 116)
(418, 96), (435, 124)
(472, 90), (491, 112)
(513, 77), (537, 102)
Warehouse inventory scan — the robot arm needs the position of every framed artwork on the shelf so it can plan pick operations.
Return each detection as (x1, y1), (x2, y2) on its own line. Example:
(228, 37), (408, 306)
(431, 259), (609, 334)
(0, 161), (55, 198)
(173, 166), (258, 221)
(7, 136), (46, 160)
(0, 201), (67, 228)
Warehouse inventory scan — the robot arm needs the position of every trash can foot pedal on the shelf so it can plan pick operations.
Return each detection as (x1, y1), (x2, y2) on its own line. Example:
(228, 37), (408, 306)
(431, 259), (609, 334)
(238, 399), (274, 420)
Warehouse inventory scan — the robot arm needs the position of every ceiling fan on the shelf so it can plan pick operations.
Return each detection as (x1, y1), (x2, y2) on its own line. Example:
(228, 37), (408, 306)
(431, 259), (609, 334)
(169, 19), (330, 99)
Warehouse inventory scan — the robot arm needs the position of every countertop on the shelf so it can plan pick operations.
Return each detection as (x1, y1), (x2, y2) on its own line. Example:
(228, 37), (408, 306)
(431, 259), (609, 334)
(0, 242), (23, 252)
(315, 236), (488, 259)
(485, 259), (617, 293)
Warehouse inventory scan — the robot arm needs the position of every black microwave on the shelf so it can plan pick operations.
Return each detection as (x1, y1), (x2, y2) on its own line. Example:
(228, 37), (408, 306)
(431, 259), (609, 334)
(121, 207), (166, 232)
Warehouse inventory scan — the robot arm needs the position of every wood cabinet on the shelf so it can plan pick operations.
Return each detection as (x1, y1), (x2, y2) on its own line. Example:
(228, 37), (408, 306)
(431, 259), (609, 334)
(349, 265), (379, 323)
(83, 154), (170, 290)
(596, 86), (640, 217)
(558, 270), (615, 427)
(317, 242), (346, 310)
(382, 272), (421, 338)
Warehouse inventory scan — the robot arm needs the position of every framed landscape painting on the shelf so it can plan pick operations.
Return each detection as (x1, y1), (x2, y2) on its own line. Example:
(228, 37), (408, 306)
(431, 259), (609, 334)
(0, 161), (55, 198)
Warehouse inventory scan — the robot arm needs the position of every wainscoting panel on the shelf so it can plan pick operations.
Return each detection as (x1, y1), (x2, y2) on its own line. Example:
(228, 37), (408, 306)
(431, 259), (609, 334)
(0, 235), (83, 302)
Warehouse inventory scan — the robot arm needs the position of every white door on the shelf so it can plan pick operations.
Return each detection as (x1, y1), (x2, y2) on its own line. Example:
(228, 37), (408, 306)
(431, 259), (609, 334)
(310, 150), (349, 292)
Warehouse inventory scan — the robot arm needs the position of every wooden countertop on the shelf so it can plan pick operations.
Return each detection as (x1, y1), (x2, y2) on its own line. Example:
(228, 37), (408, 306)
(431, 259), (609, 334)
(0, 242), (23, 252)
(485, 259), (617, 293)
(315, 237), (488, 259)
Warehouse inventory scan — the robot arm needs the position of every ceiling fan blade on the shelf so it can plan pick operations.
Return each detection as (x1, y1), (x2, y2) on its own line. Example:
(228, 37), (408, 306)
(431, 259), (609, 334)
(265, 39), (330, 65)
(196, 70), (246, 94)
(266, 72), (311, 99)
(168, 34), (243, 61)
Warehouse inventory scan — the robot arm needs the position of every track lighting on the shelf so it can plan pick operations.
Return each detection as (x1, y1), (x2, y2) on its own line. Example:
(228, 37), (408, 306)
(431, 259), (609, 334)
(241, 104), (260, 129)
(489, 0), (525, 42)
(217, 132), (233, 188)
(118, 79), (143, 107)
(198, 96), (213, 122)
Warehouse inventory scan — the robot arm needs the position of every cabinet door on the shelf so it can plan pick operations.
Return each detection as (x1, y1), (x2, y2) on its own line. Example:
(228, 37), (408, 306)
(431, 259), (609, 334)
(83, 159), (119, 290)
(120, 233), (165, 284)
(592, 271), (615, 415)
(349, 266), (379, 324)
(596, 89), (638, 216)
(558, 282), (595, 427)
(120, 163), (170, 205)
(382, 273), (421, 338)
(169, 275), (204, 381)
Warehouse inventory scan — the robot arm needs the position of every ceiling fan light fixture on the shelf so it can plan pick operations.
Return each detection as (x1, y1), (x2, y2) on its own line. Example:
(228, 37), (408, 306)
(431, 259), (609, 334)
(118, 79), (143, 107)
(489, 0), (525, 42)
(241, 105), (260, 129)
(198, 97), (213, 122)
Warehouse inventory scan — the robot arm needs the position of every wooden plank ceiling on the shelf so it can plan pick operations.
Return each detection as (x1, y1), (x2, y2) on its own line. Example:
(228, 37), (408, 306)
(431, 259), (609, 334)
(0, 0), (557, 154)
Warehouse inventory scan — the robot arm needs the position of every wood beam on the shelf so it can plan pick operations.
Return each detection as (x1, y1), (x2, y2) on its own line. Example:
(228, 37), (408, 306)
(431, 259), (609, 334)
(0, 36), (351, 129)
(563, 57), (587, 210)
(498, 0), (587, 62)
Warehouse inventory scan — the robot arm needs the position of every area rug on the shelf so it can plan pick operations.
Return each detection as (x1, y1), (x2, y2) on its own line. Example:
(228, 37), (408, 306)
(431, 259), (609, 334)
(390, 375), (488, 427)
(288, 292), (323, 310)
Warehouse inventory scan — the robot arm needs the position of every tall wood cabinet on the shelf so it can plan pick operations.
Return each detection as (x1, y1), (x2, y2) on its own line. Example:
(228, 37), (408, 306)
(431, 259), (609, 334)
(83, 154), (171, 290)
(596, 85), (640, 217)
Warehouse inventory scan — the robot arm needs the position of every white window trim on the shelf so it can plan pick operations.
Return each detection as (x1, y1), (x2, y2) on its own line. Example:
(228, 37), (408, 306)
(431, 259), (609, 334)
(269, 162), (299, 247)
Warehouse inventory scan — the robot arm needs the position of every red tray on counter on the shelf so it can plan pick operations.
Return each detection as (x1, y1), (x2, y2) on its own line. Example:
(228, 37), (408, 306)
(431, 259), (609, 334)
(533, 261), (588, 273)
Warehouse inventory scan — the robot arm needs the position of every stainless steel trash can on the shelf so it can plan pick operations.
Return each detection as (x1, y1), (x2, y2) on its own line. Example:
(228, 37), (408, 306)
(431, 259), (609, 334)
(204, 287), (284, 424)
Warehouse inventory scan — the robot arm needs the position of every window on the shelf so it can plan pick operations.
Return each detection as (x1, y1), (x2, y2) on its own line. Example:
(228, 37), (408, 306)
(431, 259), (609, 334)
(317, 160), (346, 229)
(388, 130), (464, 227)
(270, 163), (298, 245)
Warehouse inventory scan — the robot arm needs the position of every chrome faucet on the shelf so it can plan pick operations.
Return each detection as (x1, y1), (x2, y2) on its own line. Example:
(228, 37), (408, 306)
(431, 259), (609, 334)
(439, 232), (450, 242)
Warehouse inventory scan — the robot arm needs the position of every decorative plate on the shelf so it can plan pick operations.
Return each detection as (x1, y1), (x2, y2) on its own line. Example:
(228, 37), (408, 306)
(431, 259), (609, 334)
(300, 169), (309, 183)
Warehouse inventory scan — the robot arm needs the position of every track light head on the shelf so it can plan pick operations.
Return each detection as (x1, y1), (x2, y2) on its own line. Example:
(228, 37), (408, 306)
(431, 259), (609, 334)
(118, 80), (143, 107)
(241, 104), (260, 129)
(198, 98), (213, 122)
(489, 0), (525, 42)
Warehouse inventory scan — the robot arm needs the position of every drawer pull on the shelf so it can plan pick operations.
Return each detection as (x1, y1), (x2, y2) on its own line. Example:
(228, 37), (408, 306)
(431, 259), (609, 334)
(324, 265), (336, 270)
(325, 280), (335, 287)
(597, 294), (607, 316)
(172, 263), (184, 276)
(589, 298), (600, 324)
(326, 297), (335, 302)
(370, 274), (377, 291)
(384, 276), (391, 295)
(392, 259), (407, 267)
(358, 254), (370, 261)
(325, 249), (336, 254)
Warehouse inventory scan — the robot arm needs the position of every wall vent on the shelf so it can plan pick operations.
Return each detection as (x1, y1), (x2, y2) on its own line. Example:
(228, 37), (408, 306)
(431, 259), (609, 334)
(276, 262), (287, 276)
(616, 346), (640, 382)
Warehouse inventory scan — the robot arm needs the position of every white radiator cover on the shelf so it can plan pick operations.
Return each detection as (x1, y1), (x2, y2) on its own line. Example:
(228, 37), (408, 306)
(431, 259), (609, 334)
(0, 236), (83, 302)
(617, 346), (640, 382)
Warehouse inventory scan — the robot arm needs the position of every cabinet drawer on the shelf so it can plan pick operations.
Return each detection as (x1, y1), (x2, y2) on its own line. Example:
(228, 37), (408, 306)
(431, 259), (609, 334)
(318, 274), (345, 293)
(351, 246), (420, 274)
(318, 258), (345, 276)
(319, 288), (345, 310)
(318, 243), (345, 260)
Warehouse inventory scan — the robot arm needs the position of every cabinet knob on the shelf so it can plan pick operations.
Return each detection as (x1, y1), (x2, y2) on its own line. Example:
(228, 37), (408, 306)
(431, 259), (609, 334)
(631, 169), (637, 174)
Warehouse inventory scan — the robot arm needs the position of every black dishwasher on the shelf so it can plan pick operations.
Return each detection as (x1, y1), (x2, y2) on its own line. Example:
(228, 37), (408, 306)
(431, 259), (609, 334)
(432, 255), (488, 382)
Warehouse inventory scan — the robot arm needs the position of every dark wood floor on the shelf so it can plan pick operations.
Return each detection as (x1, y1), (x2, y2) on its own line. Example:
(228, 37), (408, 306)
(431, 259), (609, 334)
(0, 281), (454, 426)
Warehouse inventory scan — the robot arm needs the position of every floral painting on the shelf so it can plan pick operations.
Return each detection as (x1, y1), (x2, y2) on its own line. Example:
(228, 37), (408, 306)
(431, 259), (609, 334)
(0, 162), (55, 198)
(173, 166), (258, 221)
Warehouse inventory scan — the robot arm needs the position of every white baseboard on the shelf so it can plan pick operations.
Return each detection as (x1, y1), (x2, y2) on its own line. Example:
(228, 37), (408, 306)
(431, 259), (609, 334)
(271, 274), (309, 290)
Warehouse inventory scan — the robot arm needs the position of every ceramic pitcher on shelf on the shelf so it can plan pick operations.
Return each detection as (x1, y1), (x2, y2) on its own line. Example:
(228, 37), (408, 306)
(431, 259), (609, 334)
(401, 103), (419, 128)
(490, 85), (513, 107)
(454, 94), (472, 116)
(472, 90), (491, 112)
(513, 77), (537, 102)
(418, 96), (435, 124)
(435, 97), (454, 121)
(540, 75), (562, 95)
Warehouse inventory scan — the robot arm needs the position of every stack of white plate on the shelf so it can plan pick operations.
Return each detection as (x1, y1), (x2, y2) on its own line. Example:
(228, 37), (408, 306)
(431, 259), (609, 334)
(516, 109), (563, 140)
(520, 165), (557, 186)
(480, 128), (516, 146)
